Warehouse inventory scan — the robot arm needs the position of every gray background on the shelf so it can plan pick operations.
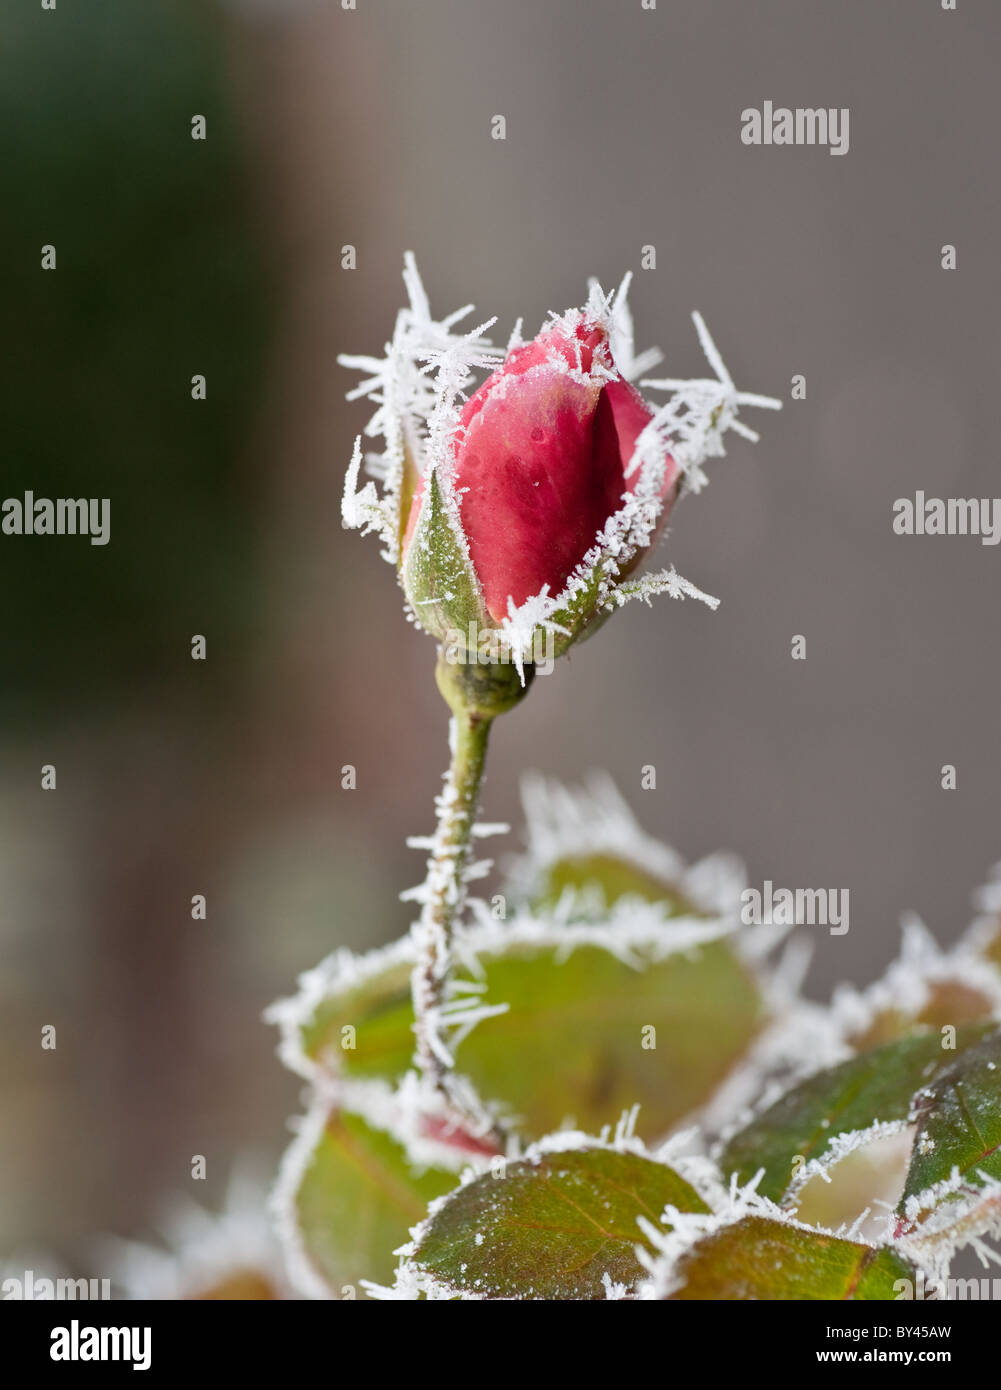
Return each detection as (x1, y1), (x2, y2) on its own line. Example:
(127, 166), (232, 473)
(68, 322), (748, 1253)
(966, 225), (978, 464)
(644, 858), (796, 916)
(279, 0), (999, 977)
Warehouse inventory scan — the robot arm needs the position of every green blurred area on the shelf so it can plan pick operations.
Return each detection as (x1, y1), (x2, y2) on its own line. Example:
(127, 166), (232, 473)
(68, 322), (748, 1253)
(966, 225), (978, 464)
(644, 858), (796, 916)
(0, 0), (271, 716)
(0, 0), (290, 1261)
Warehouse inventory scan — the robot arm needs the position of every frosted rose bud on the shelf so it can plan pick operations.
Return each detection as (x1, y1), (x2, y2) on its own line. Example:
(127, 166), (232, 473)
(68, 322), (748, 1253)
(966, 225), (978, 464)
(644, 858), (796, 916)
(397, 314), (680, 688)
(341, 255), (780, 694)
(403, 319), (678, 626)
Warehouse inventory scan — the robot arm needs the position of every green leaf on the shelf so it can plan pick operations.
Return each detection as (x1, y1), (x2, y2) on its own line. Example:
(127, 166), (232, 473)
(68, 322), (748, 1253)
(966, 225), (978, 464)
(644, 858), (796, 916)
(299, 935), (763, 1141)
(401, 470), (485, 641)
(899, 1028), (1001, 1218)
(665, 1216), (915, 1301)
(721, 1029), (988, 1202)
(299, 956), (413, 1075)
(548, 563), (607, 657)
(409, 1146), (708, 1299)
(291, 1109), (457, 1297)
(456, 941), (760, 1138)
(533, 852), (702, 918)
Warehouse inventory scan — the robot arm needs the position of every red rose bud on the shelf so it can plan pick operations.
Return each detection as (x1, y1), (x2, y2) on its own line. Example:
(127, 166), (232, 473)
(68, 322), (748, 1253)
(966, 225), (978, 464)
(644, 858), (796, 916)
(342, 256), (780, 682)
(445, 319), (678, 621)
(400, 313), (677, 650)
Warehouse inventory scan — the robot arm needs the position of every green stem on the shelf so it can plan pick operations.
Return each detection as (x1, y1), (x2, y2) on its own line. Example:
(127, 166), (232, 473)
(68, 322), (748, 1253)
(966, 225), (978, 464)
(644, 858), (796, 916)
(409, 653), (534, 1139)
(411, 708), (492, 1099)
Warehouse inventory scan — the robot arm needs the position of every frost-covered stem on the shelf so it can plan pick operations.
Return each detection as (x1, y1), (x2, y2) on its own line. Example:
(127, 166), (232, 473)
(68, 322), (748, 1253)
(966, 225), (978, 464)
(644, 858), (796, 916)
(411, 710), (492, 1101)
(409, 654), (534, 1141)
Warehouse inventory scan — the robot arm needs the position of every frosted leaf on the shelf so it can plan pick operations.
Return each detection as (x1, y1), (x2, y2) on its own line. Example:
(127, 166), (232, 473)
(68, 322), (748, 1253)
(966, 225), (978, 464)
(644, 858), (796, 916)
(829, 912), (1001, 1047)
(265, 933), (416, 1084)
(714, 1027), (973, 1209)
(268, 896), (745, 1091)
(268, 843), (770, 1148)
(378, 1120), (718, 1301)
(895, 1175), (1001, 1284)
(507, 772), (748, 923)
(272, 1084), (470, 1301)
(635, 1170), (913, 1300)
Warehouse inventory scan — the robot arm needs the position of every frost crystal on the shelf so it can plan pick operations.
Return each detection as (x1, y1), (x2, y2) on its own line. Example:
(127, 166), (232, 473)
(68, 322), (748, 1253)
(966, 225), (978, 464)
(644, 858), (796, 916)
(587, 272), (664, 384)
(339, 251), (502, 568)
(641, 312), (782, 495)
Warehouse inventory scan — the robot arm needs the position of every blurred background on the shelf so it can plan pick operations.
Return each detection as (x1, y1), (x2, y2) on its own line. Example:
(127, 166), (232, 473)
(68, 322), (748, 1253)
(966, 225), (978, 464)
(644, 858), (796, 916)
(1, 0), (999, 1267)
